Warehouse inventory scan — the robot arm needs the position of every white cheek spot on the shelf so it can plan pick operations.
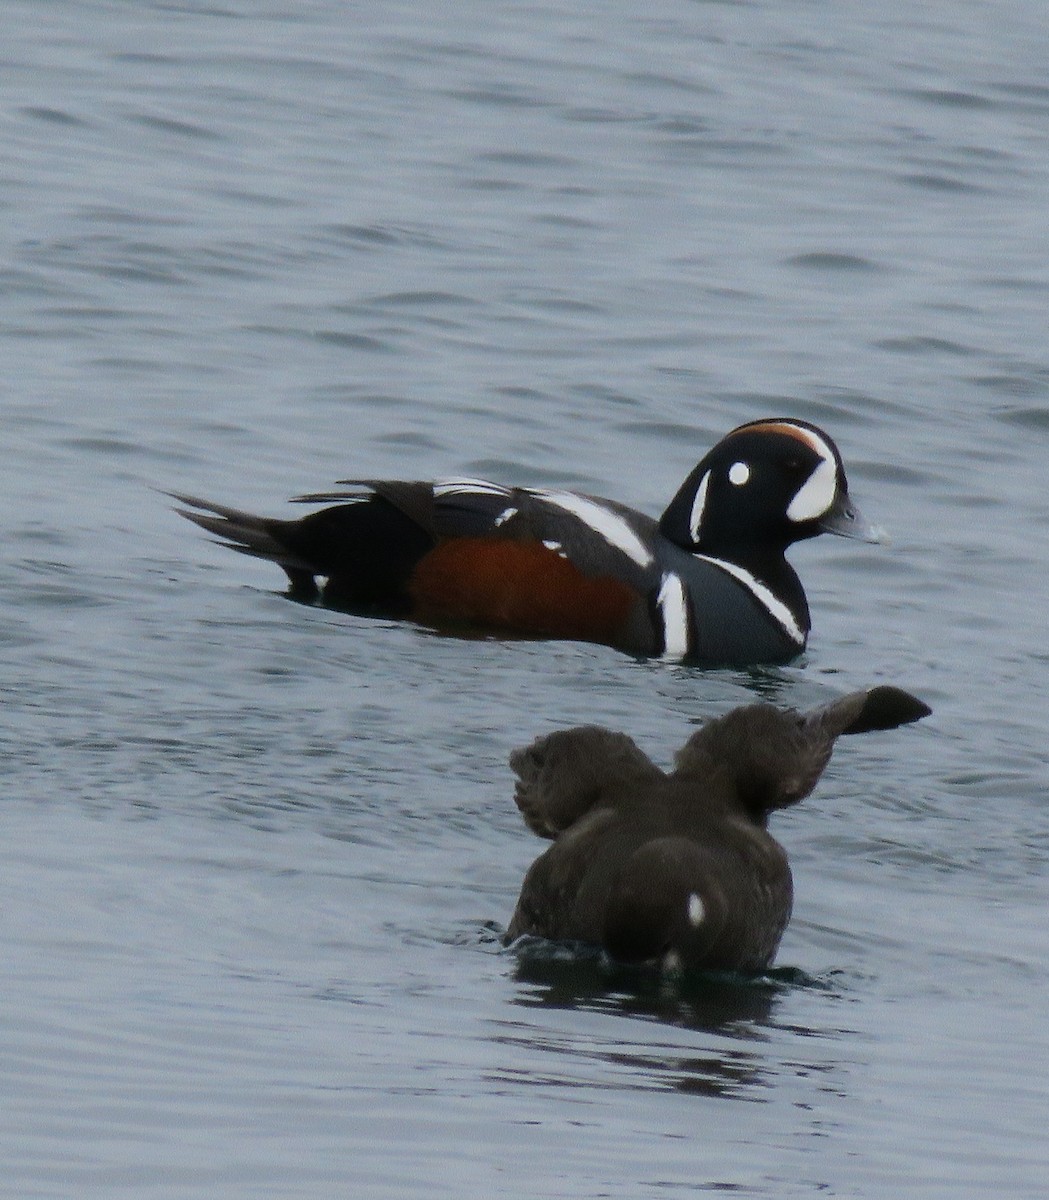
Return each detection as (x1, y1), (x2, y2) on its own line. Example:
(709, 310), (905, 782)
(688, 470), (711, 542)
(787, 453), (837, 523)
(687, 892), (705, 927)
(728, 461), (750, 487)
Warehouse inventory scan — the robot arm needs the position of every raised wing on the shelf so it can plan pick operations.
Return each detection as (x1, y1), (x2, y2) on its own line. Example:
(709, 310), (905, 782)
(509, 726), (663, 838)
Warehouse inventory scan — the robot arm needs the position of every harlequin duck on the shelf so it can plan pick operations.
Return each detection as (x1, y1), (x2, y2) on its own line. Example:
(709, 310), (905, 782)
(505, 685), (930, 972)
(172, 418), (884, 665)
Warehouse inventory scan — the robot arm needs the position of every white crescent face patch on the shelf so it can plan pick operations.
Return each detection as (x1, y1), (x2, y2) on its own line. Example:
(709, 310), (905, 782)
(722, 421), (842, 526)
(765, 424), (840, 524)
(786, 451), (838, 523)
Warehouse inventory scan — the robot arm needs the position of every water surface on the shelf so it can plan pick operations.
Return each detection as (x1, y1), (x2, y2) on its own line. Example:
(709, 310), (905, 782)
(3, 2), (1049, 1196)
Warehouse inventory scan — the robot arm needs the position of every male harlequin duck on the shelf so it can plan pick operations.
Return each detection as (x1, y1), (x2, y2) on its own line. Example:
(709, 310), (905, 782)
(505, 686), (930, 972)
(172, 418), (884, 665)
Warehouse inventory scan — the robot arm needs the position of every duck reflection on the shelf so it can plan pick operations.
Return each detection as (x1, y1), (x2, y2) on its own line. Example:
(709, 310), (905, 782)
(500, 939), (840, 1098)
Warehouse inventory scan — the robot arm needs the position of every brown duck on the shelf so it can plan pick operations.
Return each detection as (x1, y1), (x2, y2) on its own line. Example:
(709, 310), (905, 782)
(506, 686), (930, 972)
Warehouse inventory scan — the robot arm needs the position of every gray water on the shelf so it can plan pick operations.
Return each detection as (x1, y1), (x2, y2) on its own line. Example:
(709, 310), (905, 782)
(3, 1), (1049, 1196)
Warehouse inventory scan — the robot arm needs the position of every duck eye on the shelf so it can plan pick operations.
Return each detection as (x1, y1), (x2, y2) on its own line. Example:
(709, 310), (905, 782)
(728, 461), (750, 486)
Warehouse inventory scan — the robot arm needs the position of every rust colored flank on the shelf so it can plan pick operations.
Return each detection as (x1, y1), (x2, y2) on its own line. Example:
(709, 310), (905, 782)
(409, 538), (638, 642)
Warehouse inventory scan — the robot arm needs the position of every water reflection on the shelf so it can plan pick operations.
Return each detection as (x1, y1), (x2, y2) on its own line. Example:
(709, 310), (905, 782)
(490, 1021), (769, 1100)
(510, 938), (784, 1026)
(500, 938), (842, 1100)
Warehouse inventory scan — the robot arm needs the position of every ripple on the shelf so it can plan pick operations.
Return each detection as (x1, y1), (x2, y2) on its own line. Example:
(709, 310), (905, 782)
(874, 335), (979, 356)
(20, 105), (90, 127)
(445, 84), (549, 110)
(56, 435), (140, 456)
(899, 172), (986, 194)
(313, 330), (396, 353)
(907, 88), (996, 110)
(476, 150), (575, 169)
(127, 112), (224, 141)
(979, 274), (1049, 293)
(993, 406), (1049, 432)
(360, 290), (478, 310)
(986, 82), (1049, 114)
(316, 222), (451, 251)
(970, 373), (1049, 398)
(373, 430), (443, 451)
(22, 581), (110, 610)
(3, 4), (1049, 1196)
(786, 252), (882, 272)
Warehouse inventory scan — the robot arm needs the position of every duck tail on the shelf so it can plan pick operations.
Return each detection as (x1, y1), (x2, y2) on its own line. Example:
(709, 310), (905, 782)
(168, 491), (319, 594)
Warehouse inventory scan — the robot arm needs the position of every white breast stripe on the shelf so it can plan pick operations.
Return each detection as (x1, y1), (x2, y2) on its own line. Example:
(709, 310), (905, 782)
(657, 572), (690, 659)
(694, 554), (805, 645)
(533, 491), (654, 568)
(787, 454), (837, 523)
(688, 470), (710, 542)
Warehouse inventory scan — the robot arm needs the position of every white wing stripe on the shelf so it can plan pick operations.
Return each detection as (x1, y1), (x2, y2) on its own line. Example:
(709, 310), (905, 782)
(434, 478), (511, 499)
(532, 490), (654, 568)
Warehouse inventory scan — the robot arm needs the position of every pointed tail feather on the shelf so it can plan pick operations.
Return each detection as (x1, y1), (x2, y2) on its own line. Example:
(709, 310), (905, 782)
(168, 492), (317, 574)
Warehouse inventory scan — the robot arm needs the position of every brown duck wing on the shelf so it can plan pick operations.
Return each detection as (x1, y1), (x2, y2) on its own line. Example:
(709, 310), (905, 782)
(675, 685), (931, 814)
(509, 726), (663, 838)
(769, 684), (932, 808)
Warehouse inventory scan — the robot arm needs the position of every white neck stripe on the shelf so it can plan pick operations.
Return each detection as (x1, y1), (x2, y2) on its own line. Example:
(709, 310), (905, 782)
(693, 553), (805, 645)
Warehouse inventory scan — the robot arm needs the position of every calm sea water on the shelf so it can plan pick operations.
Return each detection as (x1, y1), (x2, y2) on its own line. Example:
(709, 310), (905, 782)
(3, 1), (1049, 1196)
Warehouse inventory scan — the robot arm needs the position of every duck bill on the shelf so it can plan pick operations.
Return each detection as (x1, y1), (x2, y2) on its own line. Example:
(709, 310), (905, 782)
(818, 494), (889, 545)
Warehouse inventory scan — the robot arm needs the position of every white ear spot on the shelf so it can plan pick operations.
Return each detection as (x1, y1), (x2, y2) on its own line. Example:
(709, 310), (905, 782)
(787, 453), (837, 523)
(687, 892), (705, 927)
(728, 461), (750, 487)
